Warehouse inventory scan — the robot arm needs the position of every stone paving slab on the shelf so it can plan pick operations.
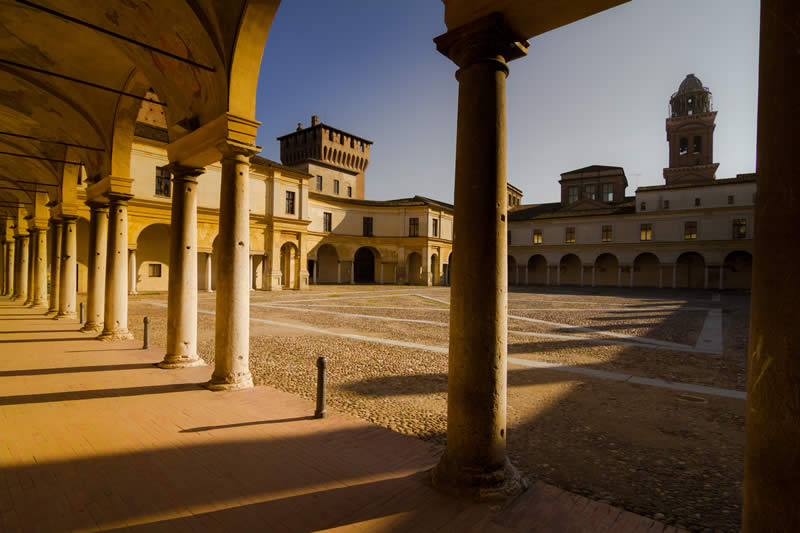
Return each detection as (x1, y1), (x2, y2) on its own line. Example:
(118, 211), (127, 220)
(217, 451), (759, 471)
(0, 297), (679, 532)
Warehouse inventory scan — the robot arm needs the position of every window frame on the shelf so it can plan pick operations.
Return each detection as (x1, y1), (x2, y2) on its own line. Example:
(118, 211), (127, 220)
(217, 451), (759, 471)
(363, 216), (373, 237)
(565, 226), (576, 244)
(567, 186), (578, 204)
(602, 183), (614, 202)
(733, 218), (747, 239)
(285, 190), (295, 215)
(584, 184), (596, 201)
(323, 212), (332, 232)
(640, 223), (653, 241)
(408, 217), (419, 237)
(601, 225), (613, 242)
(533, 229), (542, 244)
(155, 166), (171, 198)
(347, 186), (352, 198)
(148, 263), (162, 278)
(316, 175), (323, 191)
(333, 179), (340, 195)
(432, 218), (438, 237)
(684, 221), (698, 240)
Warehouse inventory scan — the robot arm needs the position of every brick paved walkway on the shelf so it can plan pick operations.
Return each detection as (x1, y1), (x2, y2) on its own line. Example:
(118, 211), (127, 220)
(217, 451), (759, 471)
(0, 297), (680, 532)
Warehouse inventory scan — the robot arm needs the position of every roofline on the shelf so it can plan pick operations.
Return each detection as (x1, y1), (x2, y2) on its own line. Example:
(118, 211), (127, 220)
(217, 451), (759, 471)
(309, 192), (453, 213)
(637, 175), (756, 192)
(277, 123), (374, 144)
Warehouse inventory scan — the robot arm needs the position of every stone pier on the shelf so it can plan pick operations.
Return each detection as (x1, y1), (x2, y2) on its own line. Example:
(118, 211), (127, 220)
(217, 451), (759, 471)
(55, 217), (77, 319)
(98, 195), (133, 340)
(82, 203), (108, 332)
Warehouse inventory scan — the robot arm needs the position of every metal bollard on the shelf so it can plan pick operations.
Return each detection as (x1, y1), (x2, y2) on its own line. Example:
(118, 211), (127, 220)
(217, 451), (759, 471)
(79, 302), (85, 324)
(314, 356), (328, 419)
(142, 316), (150, 349)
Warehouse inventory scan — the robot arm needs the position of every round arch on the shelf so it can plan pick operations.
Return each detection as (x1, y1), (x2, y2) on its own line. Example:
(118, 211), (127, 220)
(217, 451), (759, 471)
(280, 241), (299, 289)
(527, 254), (547, 285)
(676, 251), (706, 289)
(508, 255), (518, 285)
(136, 223), (171, 292)
(407, 252), (423, 285)
(723, 250), (752, 289)
(354, 247), (379, 283)
(633, 252), (660, 288)
(559, 253), (581, 286)
(431, 253), (441, 285)
(316, 244), (339, 284)
(594, 253), (619, 287)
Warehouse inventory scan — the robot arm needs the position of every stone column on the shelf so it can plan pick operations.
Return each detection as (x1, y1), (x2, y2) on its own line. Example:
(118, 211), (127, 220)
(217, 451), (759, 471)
(6, 238), (15, 298)
(703, 265), (709, 289)
(24, 234), (35, 306)
(718, 265), (724, 290)
(48, 221), (63, 315)
(98, 195), (133, 340)
(380, 262), (384, 284)
(617, 265), (622, 287)
(431, 14), (526, 499)
(15, 234), (29, 303)
(205, 252), (213, 291)
(314, 260), (319, 284)
(630, 266), (635, 288)
(31, 228), (48, 307)
(55, 217), (77, 319)
(545, 263), (550, 286)
(207, 143), (257, 391)
(672, 264), (678, 288)
(249, 255), (255, 291)
(337, 261), (341, 283)
(743, 2), (800, 528)
(556, 264), (561, 286)
(0, 241), (5, 296)
(128, 249), (137, 295)
(579, 264), (584, 287)
(658, 265), (664, 289)
(591, 265), (596, 287)
(82, 203), (108, 332)
(524, 265), (529, 286)
(350, 261), (355, 284)
(160, 167), (204, 368)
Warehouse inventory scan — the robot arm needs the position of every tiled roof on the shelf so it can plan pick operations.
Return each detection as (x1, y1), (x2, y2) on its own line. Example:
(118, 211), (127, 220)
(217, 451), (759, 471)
(509, 199), (636, 221)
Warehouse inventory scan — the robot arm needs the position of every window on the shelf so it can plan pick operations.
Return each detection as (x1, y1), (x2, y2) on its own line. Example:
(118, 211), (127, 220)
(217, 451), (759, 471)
(693, 136), (702, 154)
(333, 179), (340, 195)
(565, 227), (576, 244)
(584, 184), (596, 200)
(679, 137), (689, 155)
(328, 130), (333, 141)
(409, 217), (419, 237)
(533, 229), (542, 244)
(363, 217), (373, 237)
(567, 186), (578, 204)
(155, 166), (171, 197)
(694, 197), (701, 207)
(316, 175), (323, 191)
(347, 186), (352, 198)
(663, 199), (670, 209)
(733, 218), (747, 239)
(360, 143), (365, 152)
(640, 223), (653, 241)
(602, 183), (614, 202)
(323, 212), (332, 232)
(728, 195), (734, 205)
(601, 225), (612, 242)
(432, 219), (438, 237)
(640, 202), (647, 211)
(684, 221), (697, 240)
(285, 191), (295, 215)
(148, 264), (162, 278)
(508, 194), (512, 206)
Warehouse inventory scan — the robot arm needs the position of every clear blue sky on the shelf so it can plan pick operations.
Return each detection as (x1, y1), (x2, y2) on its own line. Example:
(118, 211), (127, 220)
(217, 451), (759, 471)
(255, 0), (760, 205)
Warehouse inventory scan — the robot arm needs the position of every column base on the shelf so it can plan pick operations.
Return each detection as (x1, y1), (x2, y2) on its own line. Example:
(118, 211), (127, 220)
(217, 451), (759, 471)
(79, 322), (103, 333)
(430, 455), (526, 502)
(31, 300), (47, 308)
(158, 355), (206, 369)
(204, 372), (254, 391)
(54, 311), (76, 320)
(96, 328), (134, 341)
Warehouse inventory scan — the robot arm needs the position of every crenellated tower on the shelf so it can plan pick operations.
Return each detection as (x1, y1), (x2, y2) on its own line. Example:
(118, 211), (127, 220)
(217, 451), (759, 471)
(663, 74), (719, 185)
(277, 116), (372, 199)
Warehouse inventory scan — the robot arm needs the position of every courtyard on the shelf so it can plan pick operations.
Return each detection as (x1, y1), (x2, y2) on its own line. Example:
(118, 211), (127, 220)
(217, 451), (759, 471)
(121, 286), (747, 532)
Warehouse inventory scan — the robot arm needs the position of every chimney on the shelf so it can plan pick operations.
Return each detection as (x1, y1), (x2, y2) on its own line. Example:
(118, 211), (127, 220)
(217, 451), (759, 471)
(296, 122), (303, 131)
(311, 115), (319, 127)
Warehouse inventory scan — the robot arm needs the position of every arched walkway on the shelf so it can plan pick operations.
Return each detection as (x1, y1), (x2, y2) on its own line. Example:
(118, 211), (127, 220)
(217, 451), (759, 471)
(676, 252), (705, 289)
(633, 253), (660, 288)
(508, 256), (518, 285)
(354, 247), (377, 283)
(136, 223), (171, 292)
(280, 242), (299, 289)
(527, 255), (547, 285)
(594, 253), (619, 287)
(407, 252), (423, 285)
(559, 254), (581, 286)
(723, 251), (752, 289)
(316, 244), (339, 284)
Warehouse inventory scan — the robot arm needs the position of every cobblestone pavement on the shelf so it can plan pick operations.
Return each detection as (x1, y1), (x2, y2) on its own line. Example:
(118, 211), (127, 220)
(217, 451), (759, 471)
(125, 285), (748, 532)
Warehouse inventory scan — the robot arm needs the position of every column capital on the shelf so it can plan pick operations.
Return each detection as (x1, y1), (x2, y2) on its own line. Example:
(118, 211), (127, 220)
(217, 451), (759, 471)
(107, 192), (134, 206)
(85, 200), (109, 212)
(434, 13), (529, 72)
(165, 162), (205, 182)
(216, 139), (260, 162)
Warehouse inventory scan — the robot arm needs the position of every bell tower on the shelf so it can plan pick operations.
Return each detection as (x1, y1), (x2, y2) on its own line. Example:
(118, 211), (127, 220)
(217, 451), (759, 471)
(663, 74), (719, 185)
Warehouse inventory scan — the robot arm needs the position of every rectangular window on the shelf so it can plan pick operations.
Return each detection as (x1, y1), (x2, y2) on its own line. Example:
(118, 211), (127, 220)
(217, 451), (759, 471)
(363, 217), (373, 237)
(155, 166), (171, 197)
(601, 225), (612, 242)
(584, 184), (596, 200)
(733, 218), (747, 239)
(432, 219), (438, 237)
(565, 227), (576, 244)
(508, 194), (512, 206)
(148, 263), (162, 278)
(533, 229), (542, 244)
(567, 186), (578, 204)
(347, 186), (352, 198)
(640, 202), (647, 211)
(316, 175), (323, 191)
(693, 136), (702, 154)
(285, 191), (295, 214)
(663, 199), (670, 209)
(333, 179), (340, 195)
(409, 217), (419, 237)
(694, 197), (701, 207)
(684, 221), (697, 240)
(602, 183), (614, 202)
(679, 137), (689, 155)
(323, 212), (332, 232)
(640, 223), (653, 241)
(727, 195), (734, 205)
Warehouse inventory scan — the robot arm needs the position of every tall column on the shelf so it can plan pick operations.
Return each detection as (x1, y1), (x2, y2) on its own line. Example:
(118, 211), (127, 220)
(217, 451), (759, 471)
(205, 252), (213, 292)
(545, 263), (550, 286)
(337, 261), (341, 283)
(6, 238), (16, 298)
(82, 203), (108, 332)
(15, 234), (29, 303)
(672, 264), (678, 288)
(431, 15), (526, 499)
(380, 262), (384, 284)
(556, 264), (561, 286)
(591, 265), (596, 287)
(617, 265), (622, 287)
(55, 217), (77, 319)
(98, 195), (133, 340)
(48, 221), (63, 315)
(249, 255), (255, 291)
(524, 264), (529, 285)
(743, 2), (800, 529)
(128, 249), (137, 295)
(207, 143), (257, 390)
(658, 265), (664, 289)
(350, 261), (355, 284)
(630, 265), (635, 288)
(160, 167), (204, 368)
(0, 241), (5, 296)
(579, 264), (584, 287)
(718, 265), (724, 290)
(24, 234), (35, 306)
(31, 228), (48, 307)
(314, 260), (319, 284)
(703, 265), (709, 289)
